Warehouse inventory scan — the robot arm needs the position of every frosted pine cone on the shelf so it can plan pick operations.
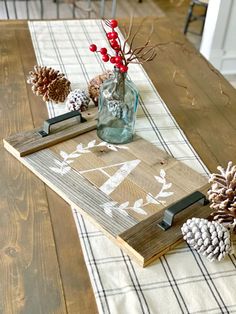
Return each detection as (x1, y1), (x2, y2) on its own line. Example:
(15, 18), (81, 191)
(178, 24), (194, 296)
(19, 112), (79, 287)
(27, 65), (71, 102)
(181, 218), (232, 262)
(208, 161), (236, 225)
(88, 70), (113, 106)
(66, 89), (90, 112)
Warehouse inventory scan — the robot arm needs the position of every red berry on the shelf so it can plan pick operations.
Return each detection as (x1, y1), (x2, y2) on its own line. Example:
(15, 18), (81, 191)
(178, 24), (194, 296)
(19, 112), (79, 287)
(107, 32), (113, 40)
(110, 57), (116, 64)
(113, 45), (120, 51)
(110, 31), (118, 39)
(102, 54), (109, 62)
(110, 19), (118, 28)
(116, 63), (122, 68)
(120, 65), (128, 73)
(110, 39), (119, 47)
(100, 47), (107, 55)
(110, 39), (118, 47)
(89, 44), (97, 52)
(115, 56), (122, 64)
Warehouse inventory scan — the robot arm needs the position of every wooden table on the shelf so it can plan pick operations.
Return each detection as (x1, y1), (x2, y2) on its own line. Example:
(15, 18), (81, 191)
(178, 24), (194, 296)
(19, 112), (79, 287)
(1, 18), (236, 313)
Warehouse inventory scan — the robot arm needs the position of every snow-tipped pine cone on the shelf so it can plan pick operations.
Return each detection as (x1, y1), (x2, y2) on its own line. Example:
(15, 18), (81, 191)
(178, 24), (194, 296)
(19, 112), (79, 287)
(182, 218), (232, 262)
(88, 70), (113, 106)
(27, 65), (71, 102)
(66, 89), (90, 112)
(208, 161), (236, 225)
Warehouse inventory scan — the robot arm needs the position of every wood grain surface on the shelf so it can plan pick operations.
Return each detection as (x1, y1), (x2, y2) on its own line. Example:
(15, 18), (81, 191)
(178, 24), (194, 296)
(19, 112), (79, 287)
(4, 109), (97, 157)
(118, 185), (211, 267)
(2, 15), (236, 313)
(119, 18), (236, 172)
(0, 21), (97, 314)
(5, 123), (208, 266)
(50, 130), (207, 219)
(0, 21), (66, 313)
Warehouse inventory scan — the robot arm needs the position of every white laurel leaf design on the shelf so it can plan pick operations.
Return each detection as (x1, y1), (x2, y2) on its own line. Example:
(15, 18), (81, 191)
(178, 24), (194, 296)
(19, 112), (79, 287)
(146, 193), (153, 203)
(100, 201), (118, 217)
(66, 160), (74, 164)
(133, 198), (143, 208)
(104, 207), (113, 217)
(54, 159), (63, 166)
(60, 151), (68, 159)
(116, 145), (129, 150)
(80, 150), (90, 153)
(101, 168), (174, 217)
(118, 209), (129, 216)
(160, 169), (166, 178)
(97, 141), (107, 146)
(106, 145), (118, 151)
(102, 201), (118, 207)
(126, 168), (173, 215)
(132, 207), (147, 215)
(163, 182), (172, 190)
(51, 143), (175, 218)
(61, 167), (71, 175)
(146, 194), (159, 204)
(118, 201), (129, 210)
(51, 140), (129, 176)
(87, 140), (96, 148)
(155, 175), (165, 184)
(76, 143), (83, 151)
(100, 201), (130, 217)
(159, 191), (174, 198)
(69, 153), (81, 158)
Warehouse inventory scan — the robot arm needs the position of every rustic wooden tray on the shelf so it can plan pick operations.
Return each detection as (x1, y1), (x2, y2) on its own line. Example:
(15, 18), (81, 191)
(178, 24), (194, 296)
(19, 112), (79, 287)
(3, 109), (211, 267)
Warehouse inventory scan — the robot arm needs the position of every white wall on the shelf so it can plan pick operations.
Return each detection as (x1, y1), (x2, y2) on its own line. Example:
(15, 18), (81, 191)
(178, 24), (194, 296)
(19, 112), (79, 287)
(200, 0), (236, 75)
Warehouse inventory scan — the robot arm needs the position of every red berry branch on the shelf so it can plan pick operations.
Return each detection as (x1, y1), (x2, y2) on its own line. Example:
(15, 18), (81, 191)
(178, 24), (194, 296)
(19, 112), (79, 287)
(89, 19), (157, 73)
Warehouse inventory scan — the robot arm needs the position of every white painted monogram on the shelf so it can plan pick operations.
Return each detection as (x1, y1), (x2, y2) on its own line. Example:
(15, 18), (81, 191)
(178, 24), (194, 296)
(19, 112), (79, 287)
(50, 139), (173, 217)
(98, 160), (141, 195)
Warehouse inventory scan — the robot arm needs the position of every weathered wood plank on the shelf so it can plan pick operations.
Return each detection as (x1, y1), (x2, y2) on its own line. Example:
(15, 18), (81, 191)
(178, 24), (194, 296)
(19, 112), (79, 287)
(50, 130), (207, 220)
(78, 131), (207, 193)
(46, 188), (98, 314)
(16, 22), (98, 313)
(51, 135), (170, 221)
(0, 22), (67, 313)
(5, 121), (210, 266)
(15, 23), (49, 129)
(9, 148), (137, 236)
(4, 108), (97, 157)
(117, 185), (211, 267)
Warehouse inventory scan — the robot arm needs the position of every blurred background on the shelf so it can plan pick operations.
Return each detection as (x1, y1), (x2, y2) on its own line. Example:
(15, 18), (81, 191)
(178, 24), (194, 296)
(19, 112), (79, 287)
(0, 0), (235, 88)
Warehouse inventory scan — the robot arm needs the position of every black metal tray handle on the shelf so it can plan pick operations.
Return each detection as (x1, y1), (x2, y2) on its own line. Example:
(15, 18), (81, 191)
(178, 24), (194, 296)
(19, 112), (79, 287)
(157, 191), (209, 231)
(38, 110), (86, 137)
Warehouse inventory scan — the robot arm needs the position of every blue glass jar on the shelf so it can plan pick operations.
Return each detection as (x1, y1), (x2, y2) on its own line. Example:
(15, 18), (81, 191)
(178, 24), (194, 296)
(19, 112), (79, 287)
(97, 67), (139, 144)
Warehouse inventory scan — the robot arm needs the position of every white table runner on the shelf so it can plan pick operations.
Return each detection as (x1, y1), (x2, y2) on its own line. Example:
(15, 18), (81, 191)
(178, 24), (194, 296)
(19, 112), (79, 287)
(29, 20), (236, 314)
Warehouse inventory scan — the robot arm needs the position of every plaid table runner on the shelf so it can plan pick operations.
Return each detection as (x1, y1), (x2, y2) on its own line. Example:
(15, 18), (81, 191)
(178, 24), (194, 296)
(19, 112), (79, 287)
(29, 20), (236, 314)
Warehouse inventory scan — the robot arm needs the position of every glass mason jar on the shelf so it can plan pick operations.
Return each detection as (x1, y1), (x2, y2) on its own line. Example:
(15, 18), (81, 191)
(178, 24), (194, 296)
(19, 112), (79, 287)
(97, 67), (139, 144)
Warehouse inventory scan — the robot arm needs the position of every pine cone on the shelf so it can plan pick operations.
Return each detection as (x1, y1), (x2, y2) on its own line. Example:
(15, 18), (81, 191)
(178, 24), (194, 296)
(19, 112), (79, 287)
(208, 161), (236, 224)
(181, 218), (232, 262)
(27, 65), (71, 103)
(66, 89), (90, 112)
(47, 77), (71, 103)
(88, 70), (113, 106)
